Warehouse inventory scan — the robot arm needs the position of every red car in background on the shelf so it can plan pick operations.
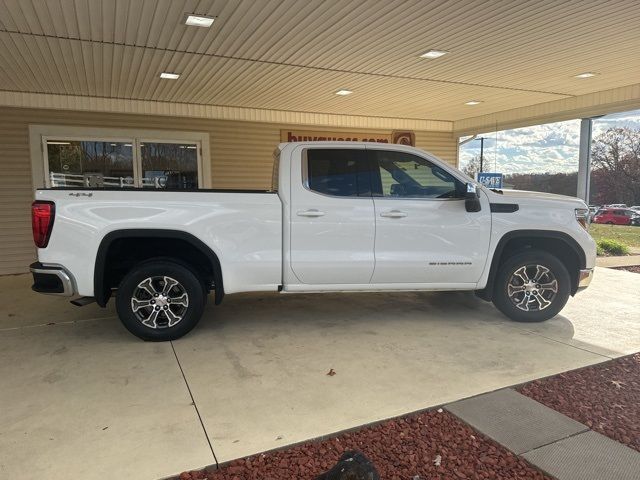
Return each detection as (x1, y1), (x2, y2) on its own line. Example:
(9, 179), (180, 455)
(592, 208), (639, 225)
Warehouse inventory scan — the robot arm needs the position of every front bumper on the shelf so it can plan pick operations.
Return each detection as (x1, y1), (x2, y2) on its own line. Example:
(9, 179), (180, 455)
(30, 262), (75, 296)
(577, 268), (594, 290)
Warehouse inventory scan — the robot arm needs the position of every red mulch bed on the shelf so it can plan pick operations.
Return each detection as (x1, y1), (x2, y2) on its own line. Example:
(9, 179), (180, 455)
(614, 266), (640, 273)
(519, 353), (640, 453)
(177, 410), (550, 480)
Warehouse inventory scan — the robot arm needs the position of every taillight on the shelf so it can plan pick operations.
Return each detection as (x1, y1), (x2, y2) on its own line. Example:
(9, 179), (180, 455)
(32, 201), (55, 248)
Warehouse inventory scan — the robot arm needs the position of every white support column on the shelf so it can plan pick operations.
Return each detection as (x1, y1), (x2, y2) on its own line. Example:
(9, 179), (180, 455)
(577, 118), (592, 203)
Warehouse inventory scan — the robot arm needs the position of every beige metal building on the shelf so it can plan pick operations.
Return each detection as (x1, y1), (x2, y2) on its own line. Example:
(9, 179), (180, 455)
(1, 0), (639, 275)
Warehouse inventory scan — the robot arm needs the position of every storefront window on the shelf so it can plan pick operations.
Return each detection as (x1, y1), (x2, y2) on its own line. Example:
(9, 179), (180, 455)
(44, 136), (202, 189)
(47, 140), (134, 188)
(140, 142), (198, 189)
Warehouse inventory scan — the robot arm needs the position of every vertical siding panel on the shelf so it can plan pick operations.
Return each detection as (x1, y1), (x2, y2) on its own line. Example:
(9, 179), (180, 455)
(415, 131), (458, 168)
(0, 109), (34, 274)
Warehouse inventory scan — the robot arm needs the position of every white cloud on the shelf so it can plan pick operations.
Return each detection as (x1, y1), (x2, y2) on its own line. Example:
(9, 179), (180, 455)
(459, 109), (640, 174)
(594, 109), (640, 136)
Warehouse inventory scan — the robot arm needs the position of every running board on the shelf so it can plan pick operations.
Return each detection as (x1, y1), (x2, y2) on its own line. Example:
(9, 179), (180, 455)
(70, 297), (96, 307)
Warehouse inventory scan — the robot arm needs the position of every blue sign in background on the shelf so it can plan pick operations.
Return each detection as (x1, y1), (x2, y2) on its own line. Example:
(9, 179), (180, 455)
(477, 172), (503, 189)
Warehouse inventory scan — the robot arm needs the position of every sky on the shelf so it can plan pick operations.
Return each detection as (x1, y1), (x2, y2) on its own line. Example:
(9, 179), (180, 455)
(458, 109), (640, 175)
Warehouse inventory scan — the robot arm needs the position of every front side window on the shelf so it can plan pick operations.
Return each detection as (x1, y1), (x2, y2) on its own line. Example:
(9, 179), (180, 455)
(306, 149), (370, 197)
(370, 150), (463, 199)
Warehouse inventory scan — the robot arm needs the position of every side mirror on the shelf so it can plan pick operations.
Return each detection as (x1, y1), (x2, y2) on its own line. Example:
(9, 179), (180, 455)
(465, 183), (482, 212)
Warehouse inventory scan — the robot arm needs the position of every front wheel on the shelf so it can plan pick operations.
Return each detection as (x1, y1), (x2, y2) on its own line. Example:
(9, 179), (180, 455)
(116, 259), (205, 341)
(492, 250), (570, 323)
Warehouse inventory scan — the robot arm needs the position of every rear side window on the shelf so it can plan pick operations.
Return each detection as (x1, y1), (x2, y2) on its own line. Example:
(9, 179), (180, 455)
(305, 149), (370, 197)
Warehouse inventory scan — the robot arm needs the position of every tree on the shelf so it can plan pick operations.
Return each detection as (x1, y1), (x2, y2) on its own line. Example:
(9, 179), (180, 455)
(462, 155), (482, 178)
(505, 172), (577, 197)
(591, 127), (640, 205)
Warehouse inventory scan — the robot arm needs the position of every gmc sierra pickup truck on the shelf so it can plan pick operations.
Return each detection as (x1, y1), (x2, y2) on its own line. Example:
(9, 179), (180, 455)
(30, 142), (596, 341)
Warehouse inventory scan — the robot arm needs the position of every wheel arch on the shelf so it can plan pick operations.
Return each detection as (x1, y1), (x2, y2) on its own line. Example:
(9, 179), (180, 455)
(477, 230), (586, 301)
(94, 229), (224, 307)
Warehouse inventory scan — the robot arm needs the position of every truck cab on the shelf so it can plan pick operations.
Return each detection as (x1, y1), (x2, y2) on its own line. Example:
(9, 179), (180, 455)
(279, 142), (491, 290)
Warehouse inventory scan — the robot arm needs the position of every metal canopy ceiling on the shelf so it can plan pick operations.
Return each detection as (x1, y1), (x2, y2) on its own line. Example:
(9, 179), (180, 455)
(0, 0), (639, 127)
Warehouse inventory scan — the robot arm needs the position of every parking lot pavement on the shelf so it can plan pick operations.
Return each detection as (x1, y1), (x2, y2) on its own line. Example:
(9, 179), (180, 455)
(0, 274), (117, 329)
(1, 266), (639, 478)
(520, 267), (640, 357)
(0, 275), (214, 479)
(174, 267), (640, 463)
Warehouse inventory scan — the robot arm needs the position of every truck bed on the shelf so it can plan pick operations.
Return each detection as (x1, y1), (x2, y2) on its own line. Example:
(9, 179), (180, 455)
(34, 188), (283, 297)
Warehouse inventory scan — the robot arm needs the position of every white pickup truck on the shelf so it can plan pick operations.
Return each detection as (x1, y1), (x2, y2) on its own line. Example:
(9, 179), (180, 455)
(30, 142), (596, 341)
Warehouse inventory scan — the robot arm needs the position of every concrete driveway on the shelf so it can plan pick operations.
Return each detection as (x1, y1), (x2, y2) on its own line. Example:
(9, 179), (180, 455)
(1, 267), (639, 479)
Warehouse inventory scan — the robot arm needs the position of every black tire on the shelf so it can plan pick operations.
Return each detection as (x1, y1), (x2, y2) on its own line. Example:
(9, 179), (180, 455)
(492, 249), (570, 323)
(116, 259), (205, 341)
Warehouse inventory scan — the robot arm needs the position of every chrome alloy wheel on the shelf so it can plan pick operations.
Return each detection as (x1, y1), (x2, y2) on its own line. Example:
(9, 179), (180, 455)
(507, 265), (558, 312)
(130, 276), (189, 328)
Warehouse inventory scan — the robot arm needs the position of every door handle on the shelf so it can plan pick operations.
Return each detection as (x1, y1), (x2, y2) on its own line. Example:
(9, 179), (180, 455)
(380, 210), (408, 218)
(297, 209), (326, 217)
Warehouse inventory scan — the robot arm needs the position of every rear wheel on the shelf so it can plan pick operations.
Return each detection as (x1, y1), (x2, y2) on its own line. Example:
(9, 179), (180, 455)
(492, 250), (570, 323)
(116, 259), (205, 341)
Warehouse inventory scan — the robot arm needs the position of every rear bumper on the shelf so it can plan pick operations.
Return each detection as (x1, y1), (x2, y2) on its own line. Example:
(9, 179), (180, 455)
(577, 268), (594, 291)
(30, 262), (75, 296)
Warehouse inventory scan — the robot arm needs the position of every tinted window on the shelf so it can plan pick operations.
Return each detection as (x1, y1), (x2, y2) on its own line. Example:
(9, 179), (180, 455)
(370, 150), (463, 198)
(306, 149), (369, 197)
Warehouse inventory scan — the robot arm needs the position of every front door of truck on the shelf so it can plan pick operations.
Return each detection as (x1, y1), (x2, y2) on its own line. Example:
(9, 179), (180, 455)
(289, 146), (375, 285)
(368, 147), (491, 285)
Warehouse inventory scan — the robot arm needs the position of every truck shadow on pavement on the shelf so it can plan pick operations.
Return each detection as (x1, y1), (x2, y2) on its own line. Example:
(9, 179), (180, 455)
(194, 290), (584, 353)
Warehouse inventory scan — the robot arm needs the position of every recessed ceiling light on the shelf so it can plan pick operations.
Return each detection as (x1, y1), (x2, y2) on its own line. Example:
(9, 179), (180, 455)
(335, 89), (353, 96)
(185, 14), (215, 27)
(574, 72), (597, 79)
(465, 100), (482, 105)
(160, 72), (180, 80)
(419, 49), (448, 59)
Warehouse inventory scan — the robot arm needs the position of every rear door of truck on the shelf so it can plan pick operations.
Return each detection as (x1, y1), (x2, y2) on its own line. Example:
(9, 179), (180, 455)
(288, 145), (375, 285)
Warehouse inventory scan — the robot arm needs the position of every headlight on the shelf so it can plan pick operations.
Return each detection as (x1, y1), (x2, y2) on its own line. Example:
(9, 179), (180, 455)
(575, 208), (589, 230)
